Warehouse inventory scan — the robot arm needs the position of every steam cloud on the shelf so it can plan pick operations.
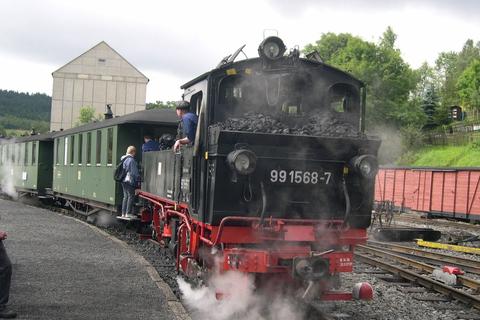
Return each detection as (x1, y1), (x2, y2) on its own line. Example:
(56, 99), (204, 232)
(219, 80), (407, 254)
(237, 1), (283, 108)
(0, 141), (18, 199)
(178, 271), (305, 320)
(368, 125), (402, 165)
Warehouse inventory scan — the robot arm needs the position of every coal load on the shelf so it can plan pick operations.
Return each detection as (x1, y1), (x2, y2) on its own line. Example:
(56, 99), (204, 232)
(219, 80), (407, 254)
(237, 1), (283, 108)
(216, 111), (361, 137)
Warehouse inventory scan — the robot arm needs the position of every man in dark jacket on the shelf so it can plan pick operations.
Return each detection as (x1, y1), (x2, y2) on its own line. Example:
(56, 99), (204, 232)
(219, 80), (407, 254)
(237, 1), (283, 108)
(0, 231), (16, 318)
(142, 134), (159, 152)
(120, 146), (140, 219)
(173, 101), (198, 152)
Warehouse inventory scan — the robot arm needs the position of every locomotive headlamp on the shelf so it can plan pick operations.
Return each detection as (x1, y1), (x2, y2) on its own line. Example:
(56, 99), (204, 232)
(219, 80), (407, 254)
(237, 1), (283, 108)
(258, 36), (286, 60)
(352, 155), (378, 179)
(227, 149), (257, 175)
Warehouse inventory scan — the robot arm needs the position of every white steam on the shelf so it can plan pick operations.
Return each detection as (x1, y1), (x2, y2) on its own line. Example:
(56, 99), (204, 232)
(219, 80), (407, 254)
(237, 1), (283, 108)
(368, 125), (402, 165)
(0, 142), (18, 199)
(178, 271), (304, 320)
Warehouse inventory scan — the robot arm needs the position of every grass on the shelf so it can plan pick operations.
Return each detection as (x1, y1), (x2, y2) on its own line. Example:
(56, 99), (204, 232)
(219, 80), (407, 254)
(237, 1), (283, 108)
(398, 143), (480, 167)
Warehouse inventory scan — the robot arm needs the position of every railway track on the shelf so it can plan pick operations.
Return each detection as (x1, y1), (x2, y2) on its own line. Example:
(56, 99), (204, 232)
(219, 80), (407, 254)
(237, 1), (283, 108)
(367, 240), (480, 275)
(395, 214), (480, 234)
(355, 244), (480, 310)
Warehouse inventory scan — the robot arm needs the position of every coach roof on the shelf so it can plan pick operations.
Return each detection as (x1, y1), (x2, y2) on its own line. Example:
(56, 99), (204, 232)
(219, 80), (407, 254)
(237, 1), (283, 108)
(1, 132), (55, 143)
(52, 108), (178, 138)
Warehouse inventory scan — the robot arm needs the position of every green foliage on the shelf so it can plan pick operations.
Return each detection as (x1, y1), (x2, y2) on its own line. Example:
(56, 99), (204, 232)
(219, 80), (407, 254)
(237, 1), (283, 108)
(0, 89), (51, 134)
(304, 27), (418, 129)
(400, 125), (425, 150)
(456, 59), (480, 110)
(78, 106), (95, 124)
(0, 125), (6, 137)
(75, 106), (103, 126)
(0, 115), (49, 134)
(5, 129), (27, 137)
(146, 101), (176, 110)
(421, 86), (440, 129)
(435, 40), (480, 108)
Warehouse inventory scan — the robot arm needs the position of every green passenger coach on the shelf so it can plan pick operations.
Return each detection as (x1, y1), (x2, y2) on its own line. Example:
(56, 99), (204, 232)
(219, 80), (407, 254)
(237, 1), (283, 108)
(0, 133), (54, 195)
(51, 109), (178, 212)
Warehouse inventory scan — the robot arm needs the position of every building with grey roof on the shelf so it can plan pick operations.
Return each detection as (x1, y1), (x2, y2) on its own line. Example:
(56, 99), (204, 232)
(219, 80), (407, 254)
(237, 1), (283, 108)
(50, 41), (149, 131)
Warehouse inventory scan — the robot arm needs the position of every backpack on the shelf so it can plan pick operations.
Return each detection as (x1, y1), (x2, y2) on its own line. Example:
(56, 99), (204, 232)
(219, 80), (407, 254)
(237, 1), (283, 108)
(113, 157), (128, 182)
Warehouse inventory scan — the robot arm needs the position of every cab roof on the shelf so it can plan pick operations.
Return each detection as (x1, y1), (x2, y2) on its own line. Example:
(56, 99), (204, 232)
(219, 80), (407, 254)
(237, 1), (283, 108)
(181, 57), (364, 90)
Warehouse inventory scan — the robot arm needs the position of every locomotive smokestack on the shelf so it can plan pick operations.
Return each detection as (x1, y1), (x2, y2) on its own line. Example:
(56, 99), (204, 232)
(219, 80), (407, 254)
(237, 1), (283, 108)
(104, 104), (113, 120)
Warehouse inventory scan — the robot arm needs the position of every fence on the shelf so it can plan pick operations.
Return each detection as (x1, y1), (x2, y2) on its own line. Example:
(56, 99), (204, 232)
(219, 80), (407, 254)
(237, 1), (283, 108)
(424, 123), (480, 146)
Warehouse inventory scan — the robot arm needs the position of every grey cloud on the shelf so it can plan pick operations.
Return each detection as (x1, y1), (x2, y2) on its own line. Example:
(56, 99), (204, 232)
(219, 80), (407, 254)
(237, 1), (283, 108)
(269, 0), (480, 19)
(0, 1), (219, 78)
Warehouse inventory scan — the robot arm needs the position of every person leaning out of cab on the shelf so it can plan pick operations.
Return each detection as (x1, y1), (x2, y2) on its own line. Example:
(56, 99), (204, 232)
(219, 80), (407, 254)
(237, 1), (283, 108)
(173, 101), (198, 152)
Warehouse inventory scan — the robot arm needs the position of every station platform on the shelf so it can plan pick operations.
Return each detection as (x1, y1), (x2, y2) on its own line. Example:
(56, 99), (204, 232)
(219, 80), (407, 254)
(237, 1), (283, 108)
(0, 199), (186, 320)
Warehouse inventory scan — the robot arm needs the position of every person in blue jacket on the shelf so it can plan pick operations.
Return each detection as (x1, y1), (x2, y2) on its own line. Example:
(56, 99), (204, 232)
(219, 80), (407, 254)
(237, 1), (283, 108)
(142, 134), (159, 152)
(120, 146), (140, 218)
(173, 101), (198, 152)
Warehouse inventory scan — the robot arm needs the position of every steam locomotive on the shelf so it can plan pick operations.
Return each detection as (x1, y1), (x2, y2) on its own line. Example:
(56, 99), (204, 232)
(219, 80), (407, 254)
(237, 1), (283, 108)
(138, 36), (381, 301)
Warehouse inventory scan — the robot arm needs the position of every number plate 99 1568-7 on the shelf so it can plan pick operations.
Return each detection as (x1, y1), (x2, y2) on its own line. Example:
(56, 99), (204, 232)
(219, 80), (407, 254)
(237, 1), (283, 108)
(268, 169), (332, 185)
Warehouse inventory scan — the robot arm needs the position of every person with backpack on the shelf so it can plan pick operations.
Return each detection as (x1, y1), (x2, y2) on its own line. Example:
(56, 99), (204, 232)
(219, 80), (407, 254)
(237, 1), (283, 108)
(119, 146), (140, 218)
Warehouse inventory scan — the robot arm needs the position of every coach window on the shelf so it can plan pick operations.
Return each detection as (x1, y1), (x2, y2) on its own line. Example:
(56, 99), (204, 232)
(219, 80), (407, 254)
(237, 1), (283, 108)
(96, 130), (102, 165)
(106, 128), (113, 166)
(55, 139), (59, 165)
(78, 134), (83, 165)
(24, 143), (29, 166)
(70, 135), (75, 165)
(16, 144), (20, 165)
(8, 145), (12, 163)
(86, 132), (92, 165)
(32, 142), (37, 165)
(64, 137), (69, 166)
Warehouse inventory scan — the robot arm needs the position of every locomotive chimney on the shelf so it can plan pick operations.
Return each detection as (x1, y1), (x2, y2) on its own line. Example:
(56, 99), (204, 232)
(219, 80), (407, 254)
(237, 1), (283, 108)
(104, 104), (113, 120)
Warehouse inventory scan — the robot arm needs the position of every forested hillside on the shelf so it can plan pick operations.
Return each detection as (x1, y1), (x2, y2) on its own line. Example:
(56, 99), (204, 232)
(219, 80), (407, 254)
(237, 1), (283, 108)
(0, 90), (51, 136)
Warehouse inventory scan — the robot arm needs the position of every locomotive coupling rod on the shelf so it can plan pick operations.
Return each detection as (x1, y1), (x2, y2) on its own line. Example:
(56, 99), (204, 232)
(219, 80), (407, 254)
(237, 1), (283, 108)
(311, 249), (334, 257)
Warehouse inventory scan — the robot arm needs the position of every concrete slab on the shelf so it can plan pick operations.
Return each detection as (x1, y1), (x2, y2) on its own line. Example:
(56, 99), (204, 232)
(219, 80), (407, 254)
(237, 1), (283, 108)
(0, 199), (176, 320)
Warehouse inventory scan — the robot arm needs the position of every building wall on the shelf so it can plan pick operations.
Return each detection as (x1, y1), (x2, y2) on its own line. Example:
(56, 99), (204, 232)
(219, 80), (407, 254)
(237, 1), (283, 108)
(50, 42), (148, 131)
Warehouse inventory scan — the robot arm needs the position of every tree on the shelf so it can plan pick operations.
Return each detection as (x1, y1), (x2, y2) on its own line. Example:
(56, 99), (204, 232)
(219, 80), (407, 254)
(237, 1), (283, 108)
(380, 26), (397, 49)
(457, 59), (480, 111)
(76, 106), (102, 126)
(304, 27), (417, 128)
(146, 101), (176, 110)
(435, 40), (480, 107)
(421, 85), (440, 129)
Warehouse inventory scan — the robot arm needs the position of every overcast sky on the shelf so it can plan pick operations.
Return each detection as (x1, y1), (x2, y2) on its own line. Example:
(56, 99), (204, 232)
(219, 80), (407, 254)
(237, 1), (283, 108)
(0, 0), (479, 102)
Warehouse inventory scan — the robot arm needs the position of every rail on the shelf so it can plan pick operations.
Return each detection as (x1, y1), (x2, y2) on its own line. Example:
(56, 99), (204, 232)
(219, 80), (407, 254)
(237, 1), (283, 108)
(355, 245), (480, 309)
(367, 240), (480, 275)
(396, 214), (480, 234)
